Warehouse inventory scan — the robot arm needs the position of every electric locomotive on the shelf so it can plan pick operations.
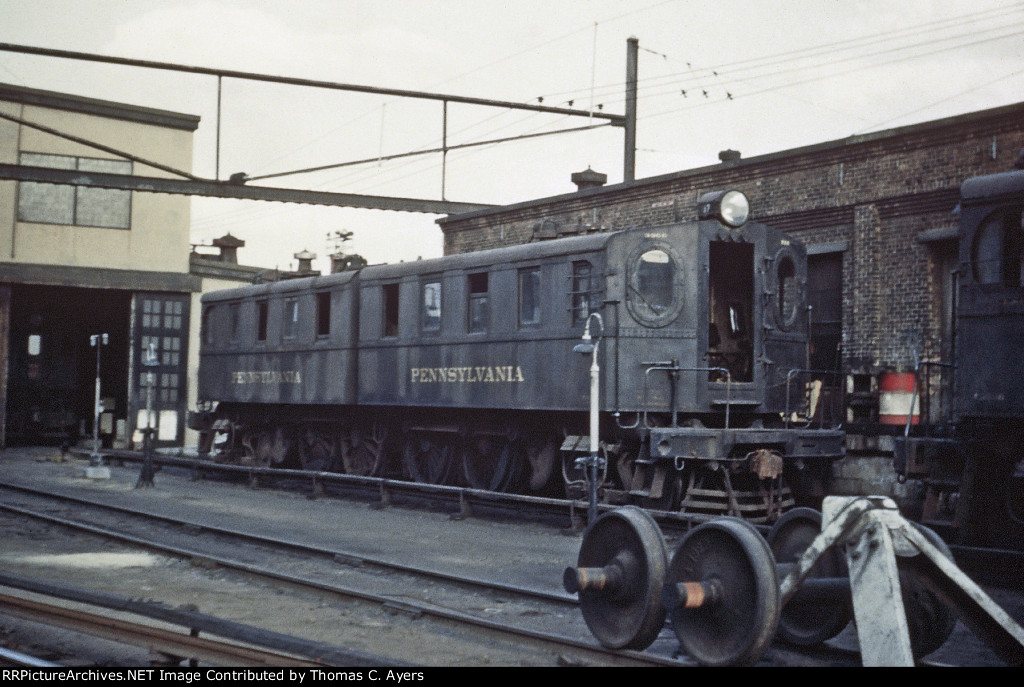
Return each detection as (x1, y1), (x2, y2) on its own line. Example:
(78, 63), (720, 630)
(193, 190), (843, 522)
(895, 164), (1024, 549)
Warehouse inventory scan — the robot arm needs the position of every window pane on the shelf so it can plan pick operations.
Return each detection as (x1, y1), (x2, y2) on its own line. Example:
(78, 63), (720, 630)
(76, 159), (131, 229)
(283, 298), (299, 339)
(468, 273), (488, 333)
(519, 269), (541, 326)
(257, 301), (268, 341)
(230, 303), (241, 343)
(572, 261), (592, 324)
(317, 291), (331, 337)
(18, 152), (76, 225)
(422, 281), (441, 331)
(636, 249), (674, 311)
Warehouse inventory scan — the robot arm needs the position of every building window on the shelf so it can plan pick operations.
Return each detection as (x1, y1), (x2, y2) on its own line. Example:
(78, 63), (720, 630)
(256, 301), (268, 342)
(18, 153), (132, 229)
(316, 291), (331, 338)
(572, 261), (593, 324)
(468, 272), (488, 333)
(519, 268), (541, 326)
(283, 297), (299, 339)
(383, 283), (399, 337)
(422, 280), (441, 332)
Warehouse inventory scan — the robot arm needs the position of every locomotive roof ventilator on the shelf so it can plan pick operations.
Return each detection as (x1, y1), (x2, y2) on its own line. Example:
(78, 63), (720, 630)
(698, 189), (750, 228)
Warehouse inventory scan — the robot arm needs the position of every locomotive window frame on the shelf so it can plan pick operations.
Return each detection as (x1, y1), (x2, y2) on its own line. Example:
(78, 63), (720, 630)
(316, 291), (331, 339)
(256, 300), (269, 343)
(625, 241), (685, 328)
(283, 297), (299, 340)
(571, 261), (594, 325)
(467, 272), (489, 334)
(229, 303), (241, 344)
(518, 267), (542, 328)
(202, 305), (214, 346)
(383, 283), (400, 338)
(421, 279), (442, 333)
(771, 247), (804, 332)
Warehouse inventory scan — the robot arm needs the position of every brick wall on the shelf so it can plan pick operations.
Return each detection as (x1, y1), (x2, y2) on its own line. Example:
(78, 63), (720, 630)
(439, 102), (1024, 374)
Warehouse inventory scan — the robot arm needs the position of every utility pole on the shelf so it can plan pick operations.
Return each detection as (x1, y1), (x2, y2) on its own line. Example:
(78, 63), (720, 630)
(624, 36), (638, 183)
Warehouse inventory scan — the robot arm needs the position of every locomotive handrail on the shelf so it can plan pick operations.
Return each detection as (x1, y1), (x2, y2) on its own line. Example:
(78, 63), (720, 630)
(640, 364), (732, 429)
(784, 368), (846, 430)
(905, 358), (957, 438)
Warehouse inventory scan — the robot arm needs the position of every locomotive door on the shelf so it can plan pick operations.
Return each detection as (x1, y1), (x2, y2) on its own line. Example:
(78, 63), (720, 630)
(762, 235), (812, 416)
(131, 292), (190, 447)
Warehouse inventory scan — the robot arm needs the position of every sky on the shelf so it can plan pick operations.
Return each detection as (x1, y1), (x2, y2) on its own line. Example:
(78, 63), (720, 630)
(2, 0), (1023, 272)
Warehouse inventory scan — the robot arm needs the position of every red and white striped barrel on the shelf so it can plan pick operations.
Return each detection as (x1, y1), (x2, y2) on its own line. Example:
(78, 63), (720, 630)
(878, 372), (919, 425)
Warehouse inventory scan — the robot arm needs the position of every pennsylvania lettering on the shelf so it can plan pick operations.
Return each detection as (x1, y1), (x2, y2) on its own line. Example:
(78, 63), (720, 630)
(411, 365), (525, 383)
(232, 370), (302, 384)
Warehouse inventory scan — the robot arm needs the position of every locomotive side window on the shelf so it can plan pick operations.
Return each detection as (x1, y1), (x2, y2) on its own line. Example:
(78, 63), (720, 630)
(776, 254), (800, 329)
(202, 306), (214, 345)
(571, 261), (592, 325)
(972, 208), (1024, 286)
(229, 303), (241, 344)
(316, 291), (331, 338)
(283, 297), (299, 340)
(626, 244), (683, 327)
(519, 268), (541, 327)
(256, 300), (268, 342)
(637, 249), (673, 311)
(468, 272), (488, 333)
(422, 280), (441, 332)
(383, 283), (400, 337)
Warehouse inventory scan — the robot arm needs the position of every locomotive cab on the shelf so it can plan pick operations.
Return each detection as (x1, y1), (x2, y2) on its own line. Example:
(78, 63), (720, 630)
(601, 190), (843, 519)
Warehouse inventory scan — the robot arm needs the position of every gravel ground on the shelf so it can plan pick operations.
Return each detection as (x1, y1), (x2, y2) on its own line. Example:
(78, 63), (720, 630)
(0, 445), (1021, 667)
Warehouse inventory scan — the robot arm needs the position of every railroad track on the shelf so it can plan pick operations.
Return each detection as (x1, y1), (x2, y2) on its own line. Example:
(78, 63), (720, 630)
(2, 453), (1018, 666)
(0, 480), (686, 667)
(82, 447), (1024, 584)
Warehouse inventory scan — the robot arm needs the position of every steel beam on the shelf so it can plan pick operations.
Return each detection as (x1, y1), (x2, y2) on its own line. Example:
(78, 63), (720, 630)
(0, 164), (494, 214)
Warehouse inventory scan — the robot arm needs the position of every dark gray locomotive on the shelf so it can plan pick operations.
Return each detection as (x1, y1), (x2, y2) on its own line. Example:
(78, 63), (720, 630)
(193, 190), (843, 522)
(896, 165), (1024, 549)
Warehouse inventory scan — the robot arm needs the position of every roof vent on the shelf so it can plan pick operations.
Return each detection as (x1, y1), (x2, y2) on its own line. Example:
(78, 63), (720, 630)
(718, 149), (741, 164)
(571, 167), (607, 191)
(212, 233), (245, 264)
(294, 249), (318, 274)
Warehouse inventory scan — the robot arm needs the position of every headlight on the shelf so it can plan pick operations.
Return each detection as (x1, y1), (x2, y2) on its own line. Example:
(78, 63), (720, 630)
(697, 190), (750, 228)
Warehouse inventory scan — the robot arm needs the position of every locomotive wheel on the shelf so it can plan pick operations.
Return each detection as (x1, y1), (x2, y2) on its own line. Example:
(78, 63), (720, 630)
(297, 428), (336, 472)
(251, 427), (291, 467)
(572, 506), (668, 650)
(667, 518), (780, 666)
(899, 523), (957, 658)
(462, 435), (525, 492)
(525, 434), (559, 492)
(768, 507), (851, 646)
(340, 427), (387, 476)
(402, 435), (458, 485)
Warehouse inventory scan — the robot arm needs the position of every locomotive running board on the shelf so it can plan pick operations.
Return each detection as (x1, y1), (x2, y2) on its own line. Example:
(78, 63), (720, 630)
(778, 495), (1024, 666)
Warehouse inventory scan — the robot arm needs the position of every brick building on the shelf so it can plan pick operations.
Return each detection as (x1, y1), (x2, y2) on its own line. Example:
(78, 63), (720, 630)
(439, 102), (1024, 390)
